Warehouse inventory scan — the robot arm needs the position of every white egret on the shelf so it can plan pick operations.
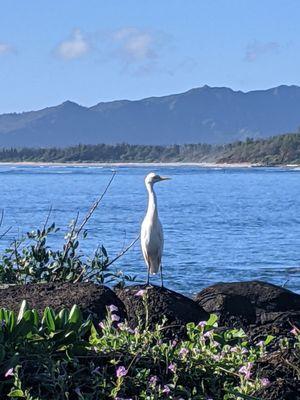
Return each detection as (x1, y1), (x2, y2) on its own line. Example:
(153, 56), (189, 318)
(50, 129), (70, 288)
(141, 172), (170, 287)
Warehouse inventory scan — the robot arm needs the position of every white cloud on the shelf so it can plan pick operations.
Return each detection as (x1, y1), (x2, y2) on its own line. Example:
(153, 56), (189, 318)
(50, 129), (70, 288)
(56, 29), (90, 60)
(245, 40), (280, 62)
(0, 42), (13, 55)
(112, 27), (158, 63)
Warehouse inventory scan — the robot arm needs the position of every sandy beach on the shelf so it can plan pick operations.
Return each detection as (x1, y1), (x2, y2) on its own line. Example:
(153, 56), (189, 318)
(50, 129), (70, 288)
(0, 161), (299, 169)
(0, 161), (269, 168)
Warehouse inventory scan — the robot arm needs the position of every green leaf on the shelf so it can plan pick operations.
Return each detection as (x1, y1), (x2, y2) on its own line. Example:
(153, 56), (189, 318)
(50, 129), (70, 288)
(89, 324), (99, 344)
(8, 389), (24, 398)
(32, 309), (39, 327)
(42, 307), (56, 332)
(56, 309), (68, 329)
(225, 390), (263, 400)
(79, 318), (92, 336)
(264, 335), (275, 345)
(17, 300), (27, 324)
(68, 305), (82, 325)
(206, 313), (218, 327)
(8, 312), (16, 333)
(101, 245), (108, 258)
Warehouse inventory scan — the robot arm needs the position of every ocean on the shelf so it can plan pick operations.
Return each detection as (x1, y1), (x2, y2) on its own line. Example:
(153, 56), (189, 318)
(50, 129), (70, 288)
(0, 164), (299, 296)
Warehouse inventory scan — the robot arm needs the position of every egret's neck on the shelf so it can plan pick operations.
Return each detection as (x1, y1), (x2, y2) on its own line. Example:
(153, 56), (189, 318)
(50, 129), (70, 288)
(146, 183), (158, 218)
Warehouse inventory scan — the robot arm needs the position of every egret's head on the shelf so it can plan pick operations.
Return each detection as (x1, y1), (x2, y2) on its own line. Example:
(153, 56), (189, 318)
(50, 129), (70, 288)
(145, 172), (171, 186)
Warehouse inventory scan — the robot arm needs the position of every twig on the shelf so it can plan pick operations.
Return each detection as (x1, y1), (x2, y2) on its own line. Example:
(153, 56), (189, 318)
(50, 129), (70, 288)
(106, 234), (140, 268)
(62, 171), (117, 262)
(0, 226), (12, 240)
(61, 212), (80, 262)
(85, 234), (140, 281)
(43, 205), (53, 231)
(76, 170), (117, 237)
(0, 210), (4, 228)
(13, 240), (21, 281)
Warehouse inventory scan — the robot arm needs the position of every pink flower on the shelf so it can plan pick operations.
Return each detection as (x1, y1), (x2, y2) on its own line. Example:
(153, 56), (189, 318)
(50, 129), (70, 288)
(111, 314), (120, 322)
(198, 321), (206, 327)
(162, 385), (170, 394)
(260, 377), (271, 387)
(168, 363), (176, 373)
(179, 347), (189, 357)
(291, 327), (299, 335)
(135, 289), (146, 297)
(149, 375), (158, 385)
(108, 305), (118, 312)
(99, 321), (105, 329)
(116, 366), (128, 378)
(204, 330), (214, 338)
(171, 339), (178, 347)
(239, 362), (253, 380)
(257, 340), (264, 347)
(5, 368), (13, 378)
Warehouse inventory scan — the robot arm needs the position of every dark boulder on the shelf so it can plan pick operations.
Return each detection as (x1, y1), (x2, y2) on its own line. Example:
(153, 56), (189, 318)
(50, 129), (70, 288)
(254, 347), (300, 400)
(0, 282), (126, 323)
(195, 281), (300, 328)
(115, 284), (209, 336)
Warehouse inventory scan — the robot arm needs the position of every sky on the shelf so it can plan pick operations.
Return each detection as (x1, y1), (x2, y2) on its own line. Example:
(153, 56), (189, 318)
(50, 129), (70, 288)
(0, 0), (299, 113)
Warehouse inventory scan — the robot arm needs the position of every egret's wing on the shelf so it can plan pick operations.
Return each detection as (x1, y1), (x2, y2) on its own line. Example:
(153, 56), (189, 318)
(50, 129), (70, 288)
(156, 219), (164, 265)
(140, 217), (164, 274)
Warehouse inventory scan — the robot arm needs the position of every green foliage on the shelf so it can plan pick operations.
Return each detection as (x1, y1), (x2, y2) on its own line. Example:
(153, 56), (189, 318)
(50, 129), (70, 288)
(0, 133), (299, 164)
(1, 301), (297, 399)
(0, 220), (131, 286)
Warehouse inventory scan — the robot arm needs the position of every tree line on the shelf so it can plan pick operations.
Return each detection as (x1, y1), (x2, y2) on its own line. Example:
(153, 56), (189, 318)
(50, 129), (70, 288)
(0, 133), (299, 165)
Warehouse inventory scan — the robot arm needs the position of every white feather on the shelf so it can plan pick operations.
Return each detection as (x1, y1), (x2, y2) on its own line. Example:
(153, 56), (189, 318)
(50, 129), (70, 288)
(141, 172), (168, 277)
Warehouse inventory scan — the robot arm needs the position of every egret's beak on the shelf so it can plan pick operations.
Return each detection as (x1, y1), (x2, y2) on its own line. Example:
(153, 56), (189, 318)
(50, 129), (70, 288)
(159, 176), (171, 181)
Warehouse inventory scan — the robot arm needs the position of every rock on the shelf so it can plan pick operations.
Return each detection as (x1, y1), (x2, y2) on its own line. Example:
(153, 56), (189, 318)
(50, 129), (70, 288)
(195, 281), (300, 328)
(254, 347), (300, 400)
(115, 284), (209, 336)
(249, 311), (300, 343)
(0, 282), (126, 323)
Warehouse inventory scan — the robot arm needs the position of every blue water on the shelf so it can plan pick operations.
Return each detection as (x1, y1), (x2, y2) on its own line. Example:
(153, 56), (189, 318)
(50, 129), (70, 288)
(0, 165), (300, 296)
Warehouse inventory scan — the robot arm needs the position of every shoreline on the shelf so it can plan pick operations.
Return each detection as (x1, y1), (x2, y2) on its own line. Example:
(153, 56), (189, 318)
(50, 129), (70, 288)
(0, 161), (299, 168)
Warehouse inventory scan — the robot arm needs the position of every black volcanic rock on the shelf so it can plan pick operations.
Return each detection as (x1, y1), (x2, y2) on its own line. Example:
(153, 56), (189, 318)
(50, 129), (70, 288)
(0, 282), (126, 323)
(115, 284), (209, 337)
(1, 85), (300, 147)
(194, 281), (300, 329)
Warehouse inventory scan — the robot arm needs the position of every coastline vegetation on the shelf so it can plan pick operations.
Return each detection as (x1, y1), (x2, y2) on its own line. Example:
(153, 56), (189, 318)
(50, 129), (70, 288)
(1, 298), (290, 400)
(0, 133), (299, 165)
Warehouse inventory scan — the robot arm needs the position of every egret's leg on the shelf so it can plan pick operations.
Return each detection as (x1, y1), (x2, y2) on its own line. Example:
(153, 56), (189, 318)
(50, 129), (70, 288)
(147, 268), (150, 285)
(160, 264), (164, 288)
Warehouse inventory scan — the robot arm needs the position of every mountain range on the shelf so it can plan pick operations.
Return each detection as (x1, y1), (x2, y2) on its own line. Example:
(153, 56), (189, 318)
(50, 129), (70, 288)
(1, 85), (300, 147)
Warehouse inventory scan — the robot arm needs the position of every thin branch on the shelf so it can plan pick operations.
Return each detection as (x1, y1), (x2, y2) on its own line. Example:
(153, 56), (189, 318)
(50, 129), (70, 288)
(76, 170), (117, 237)
(0, 226), (12, 240)
(106, 234), (140, 268)
(85, 234), (140, 281)
(0, 210), (4, 228)
(43, 205), (53, 231)
(61, 171), (117, 263)
(61, 212), (79, 262)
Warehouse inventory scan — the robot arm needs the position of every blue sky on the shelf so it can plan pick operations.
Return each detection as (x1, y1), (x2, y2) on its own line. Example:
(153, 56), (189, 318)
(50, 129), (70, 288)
(0, 0), (299, 113)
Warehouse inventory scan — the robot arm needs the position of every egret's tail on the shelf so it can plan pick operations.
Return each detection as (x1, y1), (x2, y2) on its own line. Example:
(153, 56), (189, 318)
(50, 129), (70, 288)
(149, 262), (160, 275)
